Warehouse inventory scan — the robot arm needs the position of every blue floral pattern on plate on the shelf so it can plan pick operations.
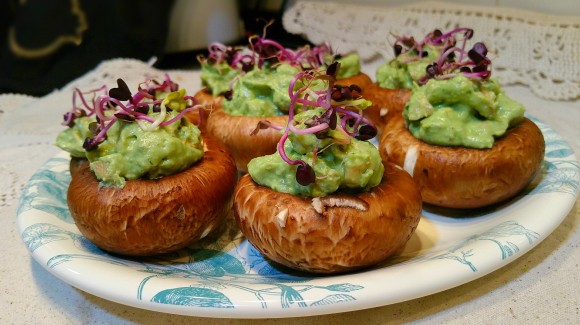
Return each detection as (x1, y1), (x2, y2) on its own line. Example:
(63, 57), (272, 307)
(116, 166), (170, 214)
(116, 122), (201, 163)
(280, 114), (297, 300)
(16, 118), (579, 317)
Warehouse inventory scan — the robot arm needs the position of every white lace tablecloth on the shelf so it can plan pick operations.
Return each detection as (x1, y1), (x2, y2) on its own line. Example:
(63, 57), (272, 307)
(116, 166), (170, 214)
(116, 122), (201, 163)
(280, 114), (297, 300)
(1, 2), (580, 323)
(284, 1), (580, 101)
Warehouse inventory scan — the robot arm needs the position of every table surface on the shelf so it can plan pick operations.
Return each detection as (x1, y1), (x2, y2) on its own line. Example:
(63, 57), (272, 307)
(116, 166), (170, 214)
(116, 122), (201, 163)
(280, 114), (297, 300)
(1, 56), (578, 325)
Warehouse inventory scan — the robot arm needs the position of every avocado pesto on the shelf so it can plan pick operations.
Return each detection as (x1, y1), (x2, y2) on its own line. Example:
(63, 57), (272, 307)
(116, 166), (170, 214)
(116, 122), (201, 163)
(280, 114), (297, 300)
(220, 57), (363, 117)
(200, 62), (241, 96)
(200, 52), (361, 98)
(221, 63), (301, 116)
(403, 74), (524, 148)
(200, 34), (362, 117)
(56, 77), (205, 187)
(206, 60), (362, 118)
(378, 27), (526, 148)
(248, 108), (383, 197)
(376, 44), (441, 89)
(247, 62), (380, 197)
(334, 53), (362, 79)
(90, 111), (202, 187)
(56, 116), (97, 158)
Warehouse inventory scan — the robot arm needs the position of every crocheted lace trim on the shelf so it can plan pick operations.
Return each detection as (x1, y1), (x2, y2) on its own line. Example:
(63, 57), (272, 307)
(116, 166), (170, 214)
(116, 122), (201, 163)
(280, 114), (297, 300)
(283, 1), (580, 101)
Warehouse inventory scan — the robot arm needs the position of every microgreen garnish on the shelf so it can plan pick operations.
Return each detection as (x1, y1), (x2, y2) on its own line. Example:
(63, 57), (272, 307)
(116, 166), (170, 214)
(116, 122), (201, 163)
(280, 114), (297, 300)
(109, 78), (132, 102)
(201, 42), (255, 72)
(248, 34), (333, 71)
(393, 27), (492, 84)
(198, 21), (340, 99)
(250, 120), (283, 136)
(199, 25), (334, 72)
(296, 163), (316, 186)
(254, 62), (376, 186)
(61, 75), (204, 151)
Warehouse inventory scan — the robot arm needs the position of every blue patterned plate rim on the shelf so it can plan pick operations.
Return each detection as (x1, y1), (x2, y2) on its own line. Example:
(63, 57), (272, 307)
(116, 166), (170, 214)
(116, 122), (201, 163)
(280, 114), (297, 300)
(16, 117), (579, 318)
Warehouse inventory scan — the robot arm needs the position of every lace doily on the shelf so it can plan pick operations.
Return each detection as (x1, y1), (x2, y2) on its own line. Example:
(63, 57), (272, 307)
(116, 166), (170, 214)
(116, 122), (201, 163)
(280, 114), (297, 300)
(283, 1), (580, 101)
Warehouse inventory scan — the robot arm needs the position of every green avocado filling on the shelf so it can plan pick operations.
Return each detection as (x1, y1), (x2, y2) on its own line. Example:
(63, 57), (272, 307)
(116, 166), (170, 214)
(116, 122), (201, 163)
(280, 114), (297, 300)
(333, 53), (362, 79)
(200, 47), (362, 117)
(375, 44), (441, 89)
(89, 112), (202, 187)
(200, 62), (241, 96)
(56, 88), (204, 187)
(221, 63), (301, 116)
(248, 108), (383, 197)
(403, 74), (525, 149)
(56, 116), (96, 158)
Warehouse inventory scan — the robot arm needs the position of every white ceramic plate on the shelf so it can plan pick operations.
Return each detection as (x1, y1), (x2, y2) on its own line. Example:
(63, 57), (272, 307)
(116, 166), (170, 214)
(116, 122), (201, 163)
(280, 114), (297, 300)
(16, 117), (579, 319)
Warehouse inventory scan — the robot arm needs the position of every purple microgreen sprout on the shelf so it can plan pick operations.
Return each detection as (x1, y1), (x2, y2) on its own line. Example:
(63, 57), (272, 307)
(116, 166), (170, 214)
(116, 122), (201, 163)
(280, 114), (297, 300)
(199, 20), (364, 122)
(63, 85), (107, 127)
(392, 27), (492, 84)
(201, 42), (255, 72)
(251, 120), (283, 136)
(254, 62), (376, 186)
(108, 78), (132, 102)
(247, 20), (335, 71)
(62, 74), (204, 151)
(199, 21), (338, 99)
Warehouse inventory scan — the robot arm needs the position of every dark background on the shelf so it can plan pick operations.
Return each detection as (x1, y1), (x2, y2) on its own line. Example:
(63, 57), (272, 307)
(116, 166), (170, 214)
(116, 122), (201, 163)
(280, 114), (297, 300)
(0, 0), (308, 96)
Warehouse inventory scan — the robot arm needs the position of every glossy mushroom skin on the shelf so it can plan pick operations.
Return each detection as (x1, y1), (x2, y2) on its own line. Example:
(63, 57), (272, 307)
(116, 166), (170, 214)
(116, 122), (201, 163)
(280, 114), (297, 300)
(69, 157), (88, 177)
(335, 72), (373, 90)
(67, 135), (238, 256)
(205, 106), (288, 172)
(379, 115), (545, 209)
(233, 162), (423, 274)
(360, 84), (411, 134)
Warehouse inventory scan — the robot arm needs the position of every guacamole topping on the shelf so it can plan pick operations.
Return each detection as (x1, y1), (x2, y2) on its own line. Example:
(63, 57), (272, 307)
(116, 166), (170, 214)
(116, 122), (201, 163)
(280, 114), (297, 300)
(56, 77), (205, 187)
(248, 109), (383, 197)
(376, 44), (440, 89)
(248, 62), (381, 197)
(87, 111), (202, 187)
(375, 28), (481, 89)
(199, 30), (362, 117)
(56, 116), (96, 158)
(333, 53), (362, 79)
(375, 27), (524, 148)
(403, 74), (524, 149)
(219, 55), (362, 117)
(222, 63), (301, 116)
(200, 62), (241, 96)
(200, 50), (361, 101)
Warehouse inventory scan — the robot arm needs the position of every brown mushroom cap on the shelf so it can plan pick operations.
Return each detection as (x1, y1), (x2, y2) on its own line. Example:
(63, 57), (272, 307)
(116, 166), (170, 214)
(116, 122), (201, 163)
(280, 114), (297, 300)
(379, 114), (545, 209)
(69, 157), (88, 177)
(67, 135), (238, 256)
(201, 73), (372, 172)
(360, 84), (411, 134)
(335, 72), (373, 90)
(233, 162), (423, 274)
(205, 106), (288, 172)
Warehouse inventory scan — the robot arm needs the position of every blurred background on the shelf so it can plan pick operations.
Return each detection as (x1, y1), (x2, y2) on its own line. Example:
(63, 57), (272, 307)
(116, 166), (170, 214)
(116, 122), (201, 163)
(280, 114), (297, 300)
(0, 0), (303, 96)
(1, 0), (577, 96)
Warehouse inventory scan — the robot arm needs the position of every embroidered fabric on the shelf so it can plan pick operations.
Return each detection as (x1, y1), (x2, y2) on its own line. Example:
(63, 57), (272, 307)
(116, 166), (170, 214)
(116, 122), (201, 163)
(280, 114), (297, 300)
(282, 1), (580, 101)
